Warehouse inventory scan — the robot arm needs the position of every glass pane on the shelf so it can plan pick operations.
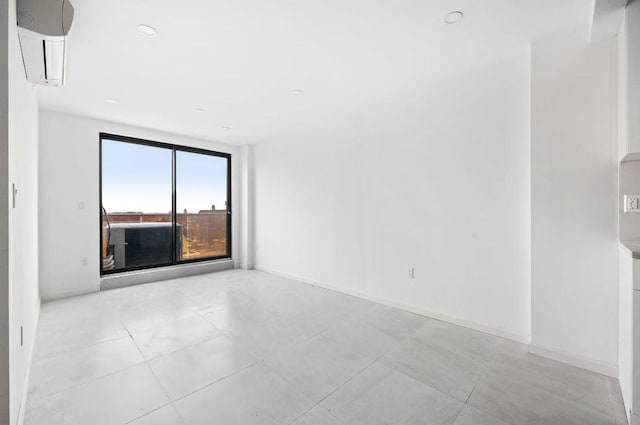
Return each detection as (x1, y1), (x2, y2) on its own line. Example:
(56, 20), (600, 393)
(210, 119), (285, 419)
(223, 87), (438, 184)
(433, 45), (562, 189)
(176, 151), (229, 261)
(101, 140), (173, 272)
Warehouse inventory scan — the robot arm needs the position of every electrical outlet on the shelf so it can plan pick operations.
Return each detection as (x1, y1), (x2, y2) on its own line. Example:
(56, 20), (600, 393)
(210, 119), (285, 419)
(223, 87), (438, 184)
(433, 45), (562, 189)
(625, 195), (640, 212)
(408, 267), (415, 279)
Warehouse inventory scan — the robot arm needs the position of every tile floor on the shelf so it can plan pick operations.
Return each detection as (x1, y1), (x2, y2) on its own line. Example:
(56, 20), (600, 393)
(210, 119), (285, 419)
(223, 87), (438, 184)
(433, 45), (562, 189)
(25, 270), (627, 425)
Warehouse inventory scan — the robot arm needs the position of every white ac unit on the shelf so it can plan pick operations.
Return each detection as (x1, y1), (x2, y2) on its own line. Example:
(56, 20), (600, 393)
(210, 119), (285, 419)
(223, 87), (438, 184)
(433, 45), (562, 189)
(17, 0), (74, 87)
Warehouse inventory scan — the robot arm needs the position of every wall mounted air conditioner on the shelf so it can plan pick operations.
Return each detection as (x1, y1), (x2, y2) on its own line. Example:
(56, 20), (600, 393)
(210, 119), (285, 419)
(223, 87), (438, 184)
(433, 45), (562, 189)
(17, 0), (74, 86)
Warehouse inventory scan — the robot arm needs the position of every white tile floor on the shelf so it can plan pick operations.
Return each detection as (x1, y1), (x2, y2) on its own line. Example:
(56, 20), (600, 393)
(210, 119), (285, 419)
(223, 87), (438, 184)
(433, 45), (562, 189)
(25, 270), (627, 425)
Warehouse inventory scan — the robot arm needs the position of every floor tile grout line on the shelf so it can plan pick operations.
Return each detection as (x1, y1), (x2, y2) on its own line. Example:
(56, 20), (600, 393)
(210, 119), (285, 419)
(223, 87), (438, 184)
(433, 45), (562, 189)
(26, 360), (152, 405)
(28, 337), (148, 403)
(32, 327), (387, 421)
(253, 357), (320, 404)
(121, 401), (176, 425)
(484, 351), (618, 416)
(254, 330), (385, 412)
(463, 372), (618, 425)
(271, 356), (375, 425)
(233, 327), (382, 425)
(378, 357), (471, 404)
(375, 326), (506, 403)
(463, 348), (499, 406)
(139, 332), (228, 362)
(167, 360), (261, 404)
(284, 404), (317, 425)
(464, 382), (478, 404)
(131, 341), (175, 405)
(121, 311), (262, 411)
(316, 357), (379, 405)
(450, 403), (466, 425)
(33, 333), (127, 360)
(195, 296), (341, 351)
(124, 325), (140, 350)
(319, 325), (409, 362)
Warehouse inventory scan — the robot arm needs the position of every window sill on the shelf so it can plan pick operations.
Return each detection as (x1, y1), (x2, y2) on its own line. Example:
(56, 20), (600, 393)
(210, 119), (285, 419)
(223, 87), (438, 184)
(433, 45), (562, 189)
(100, 258), (235, 291)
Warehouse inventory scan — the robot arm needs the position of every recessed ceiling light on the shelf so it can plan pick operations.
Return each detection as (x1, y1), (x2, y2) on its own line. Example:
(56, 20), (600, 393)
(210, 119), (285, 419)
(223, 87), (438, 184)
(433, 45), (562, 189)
(444, 11), (464, 24)
(222, 126), (231, 130)
(292, 89), (304, 96)
(105, 98), (119, 104)
(195, 108), (204, 113)
(137, 24), (157, 37)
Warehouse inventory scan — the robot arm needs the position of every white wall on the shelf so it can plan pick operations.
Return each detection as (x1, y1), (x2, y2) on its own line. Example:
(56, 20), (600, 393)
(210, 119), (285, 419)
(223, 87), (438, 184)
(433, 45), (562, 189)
(254, 31), (622, 376)
(628, 0), (640, 155)
(38, 111), (242, 300)
(8, 0), (41, 423)
(619, 1), (640, 419)
(254, 52), (532, 342)
(618, 7), (631, 419)
(530, 30), (619, 375)
(0, 1), (9, 423)
(240, 145), (255, 270)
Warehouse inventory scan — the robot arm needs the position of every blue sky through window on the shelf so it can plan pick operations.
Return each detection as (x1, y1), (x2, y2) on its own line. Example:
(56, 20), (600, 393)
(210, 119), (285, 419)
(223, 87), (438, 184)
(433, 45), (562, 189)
(102, 139), (227, 214)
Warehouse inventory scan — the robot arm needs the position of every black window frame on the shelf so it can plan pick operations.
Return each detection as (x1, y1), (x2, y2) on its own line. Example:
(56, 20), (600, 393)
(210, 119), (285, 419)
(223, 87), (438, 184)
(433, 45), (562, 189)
(99, 132), (232, 276)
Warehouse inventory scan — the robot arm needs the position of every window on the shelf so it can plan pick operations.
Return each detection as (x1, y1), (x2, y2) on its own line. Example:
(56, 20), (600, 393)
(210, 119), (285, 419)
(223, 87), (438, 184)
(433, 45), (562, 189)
(176, 150), (230, 261)
(100, 133), (231, 275)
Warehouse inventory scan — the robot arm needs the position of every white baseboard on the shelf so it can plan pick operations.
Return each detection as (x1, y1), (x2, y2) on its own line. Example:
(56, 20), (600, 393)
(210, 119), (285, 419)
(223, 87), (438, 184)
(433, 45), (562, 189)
(254, 265), (530, 344)
(16, 297), (41, 425)
(41, 287), (99, 302)
(528, 343), (618, 378)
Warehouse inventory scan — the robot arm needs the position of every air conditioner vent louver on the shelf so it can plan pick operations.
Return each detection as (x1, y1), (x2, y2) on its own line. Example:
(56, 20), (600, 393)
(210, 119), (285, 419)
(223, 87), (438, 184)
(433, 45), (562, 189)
(17, 0), (74, 87)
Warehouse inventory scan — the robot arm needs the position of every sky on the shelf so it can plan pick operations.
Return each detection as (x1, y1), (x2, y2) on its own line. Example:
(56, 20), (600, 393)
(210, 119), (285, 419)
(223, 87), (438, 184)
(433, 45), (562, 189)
(101, 139), (228, 214)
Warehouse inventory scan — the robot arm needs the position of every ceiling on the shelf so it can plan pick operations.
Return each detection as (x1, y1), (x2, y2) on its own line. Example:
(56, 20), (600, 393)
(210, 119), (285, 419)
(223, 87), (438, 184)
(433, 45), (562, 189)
(37, 0), (595, 145)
